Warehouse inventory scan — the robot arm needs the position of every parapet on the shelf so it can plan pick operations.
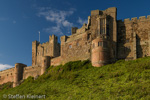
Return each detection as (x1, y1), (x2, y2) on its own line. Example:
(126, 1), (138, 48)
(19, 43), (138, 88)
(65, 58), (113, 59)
(124, 18), (130, 23)
(76, 23), (87, 34)
(147, 15), (150, 19)
(91, 10), (100, 16)
(49, 35), (58, 42)
(91, 7), (117, 16)
(15, 63), (27, 68)
(32, 40), (40, 45)
(124, 15), (150, 23)
(139, 16), (146, 21)
(106, 7), (117, 13)
(71, 27), (78, 35)
(60, 35), (68, 43)
(131, 17), (137, 21)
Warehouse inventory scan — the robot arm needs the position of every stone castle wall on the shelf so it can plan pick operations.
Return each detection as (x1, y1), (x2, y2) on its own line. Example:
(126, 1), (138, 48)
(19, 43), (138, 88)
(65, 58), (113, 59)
(117, 16), (150, 59)
(32, 35), (60, 67)
(60, 32), (91, 64)
(1, 7), (150, 87)
(23, 65), (41, 79)
(0, 68), (15, 84)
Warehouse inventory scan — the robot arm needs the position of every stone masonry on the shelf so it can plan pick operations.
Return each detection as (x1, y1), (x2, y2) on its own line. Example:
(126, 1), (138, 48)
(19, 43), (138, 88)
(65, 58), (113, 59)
(0, 7), (150, 87)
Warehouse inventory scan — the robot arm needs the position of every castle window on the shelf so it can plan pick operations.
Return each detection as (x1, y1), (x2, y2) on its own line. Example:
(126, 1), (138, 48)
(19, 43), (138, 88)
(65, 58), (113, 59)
(88, 49), (90, 53)
(100, 18), (106, 34)
(87, 34), (91, 40)
(69, 45), (72, 48)
(106, 25), (109, 36)
(77, 43), (79, 46)
(103, 42), (107, 48)
(98, 42), (102, 46)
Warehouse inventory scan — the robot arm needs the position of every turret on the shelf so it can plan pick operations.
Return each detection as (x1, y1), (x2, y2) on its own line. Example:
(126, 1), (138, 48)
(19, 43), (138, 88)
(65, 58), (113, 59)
(91, 37), (110, 67)
(49, 35), (60, 57)
(60, 35), (68, 56)
(32, 40), (40, 66)
(13, 63), (27, 87)
(90, 7), (117, 61)
(41, 56), (51, 75)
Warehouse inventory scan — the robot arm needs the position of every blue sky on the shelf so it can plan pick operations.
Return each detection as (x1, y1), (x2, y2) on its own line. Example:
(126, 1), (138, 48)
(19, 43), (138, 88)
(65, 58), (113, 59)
(0, 0), (150, 70)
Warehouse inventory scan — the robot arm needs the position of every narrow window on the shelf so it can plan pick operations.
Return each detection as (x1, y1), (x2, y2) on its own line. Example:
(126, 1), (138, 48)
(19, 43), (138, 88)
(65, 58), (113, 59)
(98, 42), (100, 46)
(100, 18), (106, 34)
(98, 42), (102, 46)
(87, 34), (90, 40)
(107, 25), (109, 36)
(103, 42), (107, 48)
(77, 43), (79, 46)
(88, 49), (90, 53)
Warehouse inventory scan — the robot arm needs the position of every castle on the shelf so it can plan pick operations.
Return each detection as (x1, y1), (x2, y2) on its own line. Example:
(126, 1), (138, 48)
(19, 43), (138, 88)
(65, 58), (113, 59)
(1, 7), (150, 87)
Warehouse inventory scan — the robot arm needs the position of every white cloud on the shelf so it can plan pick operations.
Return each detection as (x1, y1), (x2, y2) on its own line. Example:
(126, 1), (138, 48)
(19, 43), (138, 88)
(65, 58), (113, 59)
(38, 8), (75, 36)
(77, 17), (87, 25)
(62, 20), (73, 27)
(44, 25), (63, 36)
(0, 64), (14, 71)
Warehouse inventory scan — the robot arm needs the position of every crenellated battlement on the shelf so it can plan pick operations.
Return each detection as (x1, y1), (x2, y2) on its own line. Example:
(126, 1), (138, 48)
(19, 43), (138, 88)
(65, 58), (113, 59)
(123, 15), (150, 23)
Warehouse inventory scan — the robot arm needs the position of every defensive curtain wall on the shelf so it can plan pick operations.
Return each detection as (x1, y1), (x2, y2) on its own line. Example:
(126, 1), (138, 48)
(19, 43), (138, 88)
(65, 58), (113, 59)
(1, 7), (150, 87)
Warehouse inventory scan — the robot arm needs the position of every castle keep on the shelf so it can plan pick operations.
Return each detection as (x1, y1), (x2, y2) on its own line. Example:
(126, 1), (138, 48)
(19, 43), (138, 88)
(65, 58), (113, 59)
(1, 7), (150, 87)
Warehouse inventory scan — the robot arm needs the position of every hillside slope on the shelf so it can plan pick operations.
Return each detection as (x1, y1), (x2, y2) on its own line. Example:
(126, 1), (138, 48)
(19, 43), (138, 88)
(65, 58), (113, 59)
(0, 57), (150, 100)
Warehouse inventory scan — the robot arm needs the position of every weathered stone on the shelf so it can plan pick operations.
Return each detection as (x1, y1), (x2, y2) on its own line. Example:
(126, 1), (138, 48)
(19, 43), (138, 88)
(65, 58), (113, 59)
(1, 7), (150, 87)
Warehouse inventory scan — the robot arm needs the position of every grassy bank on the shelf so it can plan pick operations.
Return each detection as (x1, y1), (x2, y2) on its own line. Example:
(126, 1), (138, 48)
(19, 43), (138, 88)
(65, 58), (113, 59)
(0, 57), (150, 100)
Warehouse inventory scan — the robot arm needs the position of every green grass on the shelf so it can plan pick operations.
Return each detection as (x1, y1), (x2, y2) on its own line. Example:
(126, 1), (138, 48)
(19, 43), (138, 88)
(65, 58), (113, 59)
(0, 58), (150, 100)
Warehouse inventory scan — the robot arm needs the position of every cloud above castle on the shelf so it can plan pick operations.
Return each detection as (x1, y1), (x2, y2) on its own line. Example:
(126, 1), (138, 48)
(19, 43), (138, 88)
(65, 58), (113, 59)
(37, 7), (87, 36)
(0, 64), (14, 71)
(37, 8), (75, 36)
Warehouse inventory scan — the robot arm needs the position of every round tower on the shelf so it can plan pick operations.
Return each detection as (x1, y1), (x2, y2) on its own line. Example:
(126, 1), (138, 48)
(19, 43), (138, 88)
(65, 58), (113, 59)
(13, 63), (27, 87)
(91, 37), (109, 67)
(41, 56), (51, 75)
